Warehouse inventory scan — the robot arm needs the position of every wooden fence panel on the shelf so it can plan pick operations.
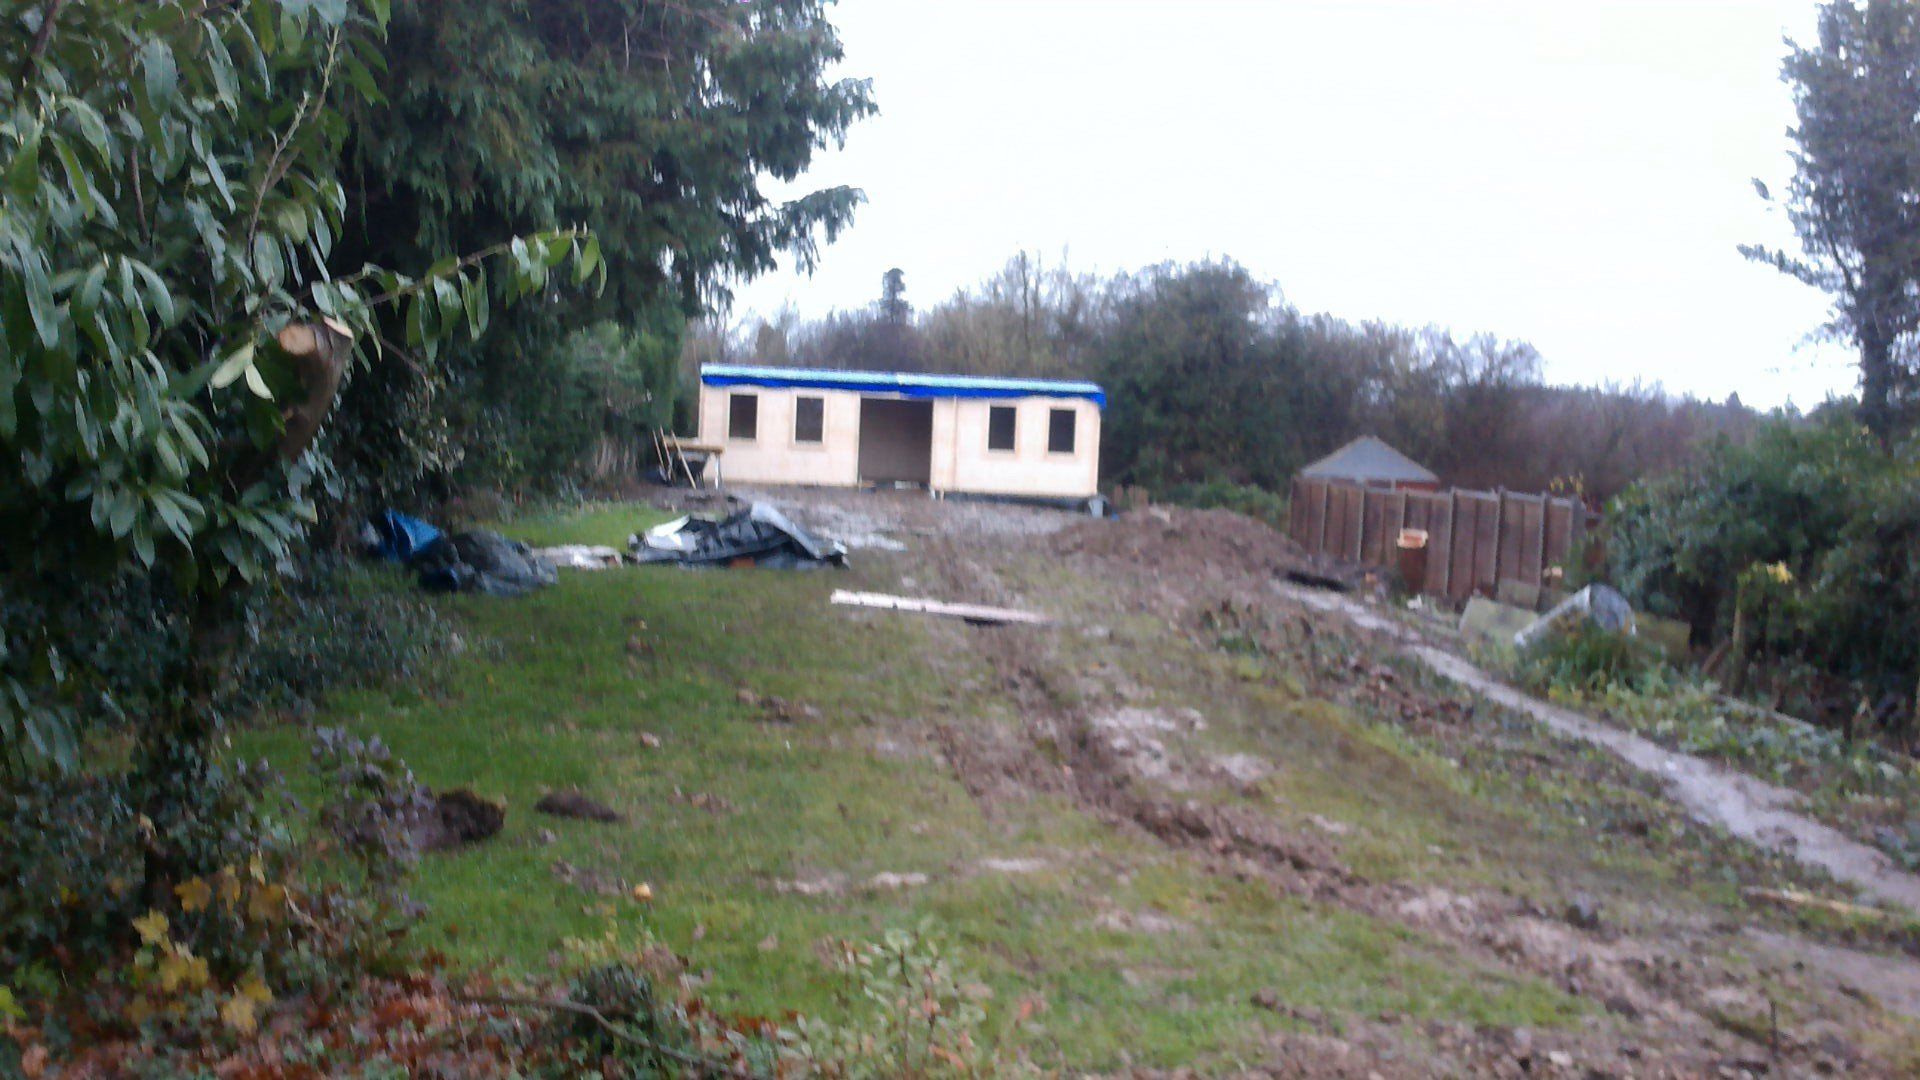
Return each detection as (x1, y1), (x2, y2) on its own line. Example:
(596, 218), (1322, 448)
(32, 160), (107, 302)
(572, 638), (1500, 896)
(1283, 479), (1597, 608)
(1543, 499), (1572, 581)
(1423, 492), (1454, 598)
(1361, 490), (1388, 565)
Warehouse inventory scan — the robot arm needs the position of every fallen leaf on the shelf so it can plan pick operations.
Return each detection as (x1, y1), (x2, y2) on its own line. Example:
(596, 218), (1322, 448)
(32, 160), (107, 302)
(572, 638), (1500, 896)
(132, 910), (170, 946)
(757, 934), (778, 952)
(248, 882), (288, 922)
(220, 992), (259, 1035)
(175, 877), (212, 913)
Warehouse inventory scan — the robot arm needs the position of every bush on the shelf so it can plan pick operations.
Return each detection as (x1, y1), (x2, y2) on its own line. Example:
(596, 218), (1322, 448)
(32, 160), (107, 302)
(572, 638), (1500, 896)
(226, 558), (448, 721)
(1163, 478), (1290, 531)
(791, 922), (1034, 1078)
(455, 320), (684, 496)
(1516, 623), (1662, 698)
(1609, 417), (1920, 736)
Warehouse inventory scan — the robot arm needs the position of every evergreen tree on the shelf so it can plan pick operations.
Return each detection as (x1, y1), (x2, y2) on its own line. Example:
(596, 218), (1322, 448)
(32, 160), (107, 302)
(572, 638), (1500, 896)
(1745, 0), (1920, 440)
(335, 0), (874, 496)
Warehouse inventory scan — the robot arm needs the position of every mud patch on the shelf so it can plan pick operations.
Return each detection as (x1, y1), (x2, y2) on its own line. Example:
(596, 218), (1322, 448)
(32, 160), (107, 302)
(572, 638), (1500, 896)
(1749, 928), (1920, 1021)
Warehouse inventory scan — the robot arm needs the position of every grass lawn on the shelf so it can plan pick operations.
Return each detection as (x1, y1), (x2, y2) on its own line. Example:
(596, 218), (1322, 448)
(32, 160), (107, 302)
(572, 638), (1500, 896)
(243, 502), (1588, 1070)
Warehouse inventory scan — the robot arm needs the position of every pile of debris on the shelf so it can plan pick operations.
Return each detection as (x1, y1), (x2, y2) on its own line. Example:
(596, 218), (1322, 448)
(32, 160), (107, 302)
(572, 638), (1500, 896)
(364, 501), (849, 590)
(629, 502), (847, 569)
(366, 511), (557, 597)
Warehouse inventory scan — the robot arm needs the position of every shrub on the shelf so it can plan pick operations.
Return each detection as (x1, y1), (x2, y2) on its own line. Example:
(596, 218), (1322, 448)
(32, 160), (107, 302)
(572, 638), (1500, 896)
(227, 559), (447, 721)
(1163, 478), (1290, 531)
(1609, 417), (1920, 736)
(1516, 622), (1662, 698)
(791, 922), (1033, 1078)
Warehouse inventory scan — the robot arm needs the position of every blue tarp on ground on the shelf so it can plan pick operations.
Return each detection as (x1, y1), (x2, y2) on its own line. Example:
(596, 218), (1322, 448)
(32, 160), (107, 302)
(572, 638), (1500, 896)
(700, 364), (1106, 408)
(370, 510), (444, 563)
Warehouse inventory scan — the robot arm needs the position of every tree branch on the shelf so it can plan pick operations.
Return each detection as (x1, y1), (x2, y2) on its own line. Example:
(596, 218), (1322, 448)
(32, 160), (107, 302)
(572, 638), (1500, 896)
(346, 229), (587, 310)
(13, 0), (70, 93)
(244, 26), (343, 253)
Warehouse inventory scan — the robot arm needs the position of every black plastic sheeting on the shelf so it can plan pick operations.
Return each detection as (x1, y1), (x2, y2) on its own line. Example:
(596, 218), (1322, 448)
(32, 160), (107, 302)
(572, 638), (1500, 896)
(390, 528), (559, 596)
(364, 512), (560, 596)
(629, 502), (848, 570)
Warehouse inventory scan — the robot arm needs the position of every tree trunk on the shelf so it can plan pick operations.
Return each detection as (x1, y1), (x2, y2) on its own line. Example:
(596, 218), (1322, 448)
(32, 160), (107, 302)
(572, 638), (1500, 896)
(1860, 323), (1896, 445)
(136, 321), (353, 903)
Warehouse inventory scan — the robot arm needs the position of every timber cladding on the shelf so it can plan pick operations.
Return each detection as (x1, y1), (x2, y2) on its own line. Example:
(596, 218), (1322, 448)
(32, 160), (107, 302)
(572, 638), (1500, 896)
(1288, 477), (1596, 606)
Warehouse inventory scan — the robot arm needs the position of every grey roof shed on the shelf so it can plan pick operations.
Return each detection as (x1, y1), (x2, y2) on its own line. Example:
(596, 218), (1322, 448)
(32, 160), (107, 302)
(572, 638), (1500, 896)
(1298, 436), (1438, 486)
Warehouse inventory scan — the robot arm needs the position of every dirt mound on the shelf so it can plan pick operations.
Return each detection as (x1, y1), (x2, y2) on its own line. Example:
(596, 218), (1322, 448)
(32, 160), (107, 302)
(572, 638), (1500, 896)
(1051, 505), (1371, 592)
(415, 789), (506, 851)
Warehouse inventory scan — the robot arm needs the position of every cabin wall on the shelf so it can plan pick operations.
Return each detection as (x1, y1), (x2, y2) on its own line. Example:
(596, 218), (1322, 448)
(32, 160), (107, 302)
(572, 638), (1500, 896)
(697, 384), (861, 487)
(931, 397), (1101, 498)
(698, 383), (1101, 498)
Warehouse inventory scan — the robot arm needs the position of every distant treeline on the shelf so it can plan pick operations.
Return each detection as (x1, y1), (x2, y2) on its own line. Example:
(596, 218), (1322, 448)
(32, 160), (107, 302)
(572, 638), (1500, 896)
(686, 255), (1761, 501)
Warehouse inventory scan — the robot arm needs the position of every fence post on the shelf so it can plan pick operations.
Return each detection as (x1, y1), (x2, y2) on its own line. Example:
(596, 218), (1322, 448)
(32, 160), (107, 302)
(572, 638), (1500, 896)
(1443, 489), (1460, 598)
(1489, 489), (1507, 597)
(1352, 488), (1367, 563)
(1535, 498), (1551, 594)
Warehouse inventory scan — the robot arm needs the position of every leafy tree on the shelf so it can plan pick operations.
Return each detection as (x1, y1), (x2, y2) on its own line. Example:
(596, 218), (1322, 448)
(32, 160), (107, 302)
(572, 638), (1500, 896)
(334, 0), (875, 498)
(1610, 418), (1920, 731)
(1095, 261), (1322, 490)
(0, 0), (586, 891)
(1745, 0), (1920, 440)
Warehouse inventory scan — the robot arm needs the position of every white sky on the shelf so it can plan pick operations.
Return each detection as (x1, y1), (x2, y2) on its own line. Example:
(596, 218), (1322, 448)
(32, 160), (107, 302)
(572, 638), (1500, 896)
(730, 0), (1855, 409)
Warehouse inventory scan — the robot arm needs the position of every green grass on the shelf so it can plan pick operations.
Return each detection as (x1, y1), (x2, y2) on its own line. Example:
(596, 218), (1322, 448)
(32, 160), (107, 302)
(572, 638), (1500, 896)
(489, 502), (675, 549)
(242, 504), (1590, 1070)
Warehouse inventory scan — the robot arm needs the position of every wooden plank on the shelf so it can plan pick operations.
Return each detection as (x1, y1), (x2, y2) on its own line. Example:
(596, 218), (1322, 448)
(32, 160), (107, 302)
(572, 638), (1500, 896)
(1352, 486), (1369, 564)
(1490, 489), (1507, 595)
(1317, 480), (1332, 556)
(830, 590), (1050, 626)
(1534, 497), (1550, 591)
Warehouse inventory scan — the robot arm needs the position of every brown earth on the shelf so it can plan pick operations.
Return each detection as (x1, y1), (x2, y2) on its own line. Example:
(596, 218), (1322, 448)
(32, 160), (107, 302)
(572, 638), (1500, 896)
(772, 491), (1920, 1076)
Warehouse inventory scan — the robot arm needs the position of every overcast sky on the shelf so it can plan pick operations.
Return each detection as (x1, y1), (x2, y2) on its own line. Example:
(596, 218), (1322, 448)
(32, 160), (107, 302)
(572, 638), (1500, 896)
(731, 0), (1853, 409)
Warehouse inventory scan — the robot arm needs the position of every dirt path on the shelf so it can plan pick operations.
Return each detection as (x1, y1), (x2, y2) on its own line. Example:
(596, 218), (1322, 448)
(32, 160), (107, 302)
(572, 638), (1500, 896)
(1279, 581), (1920, 916)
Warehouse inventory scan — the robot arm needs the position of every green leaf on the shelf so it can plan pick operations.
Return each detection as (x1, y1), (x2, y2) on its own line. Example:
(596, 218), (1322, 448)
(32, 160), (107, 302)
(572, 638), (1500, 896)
(211, 341), (256, 389)
(252, 233), (281, 288)
(53, 137), (96, 218)
(22, 262), (59, 349)
(140, 39), (179, 108)
(7, 128), (41, 199)
(131, 262), (177, 326)
(576, 235), (602, 285)
(108, 490), (136, 538)
(150, 489), (194, 543)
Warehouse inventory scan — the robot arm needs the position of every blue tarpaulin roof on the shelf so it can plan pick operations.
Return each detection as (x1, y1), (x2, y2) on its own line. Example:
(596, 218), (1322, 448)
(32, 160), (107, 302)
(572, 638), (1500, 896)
(701, 364), (1106, 408)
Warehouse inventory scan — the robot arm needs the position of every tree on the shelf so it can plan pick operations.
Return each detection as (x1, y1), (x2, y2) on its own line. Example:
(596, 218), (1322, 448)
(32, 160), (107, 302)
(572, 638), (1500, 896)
(879, 267), (910, 325)
(334, 0), (874, 497)
(0, 0), (586, 890)
(1095, 261), (1319, 490)
(1745, 0), (1920, 440)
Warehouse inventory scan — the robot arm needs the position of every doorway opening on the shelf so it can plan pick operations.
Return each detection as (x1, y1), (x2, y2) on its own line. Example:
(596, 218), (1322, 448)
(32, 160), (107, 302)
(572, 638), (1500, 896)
(857, 398), (933, 486)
